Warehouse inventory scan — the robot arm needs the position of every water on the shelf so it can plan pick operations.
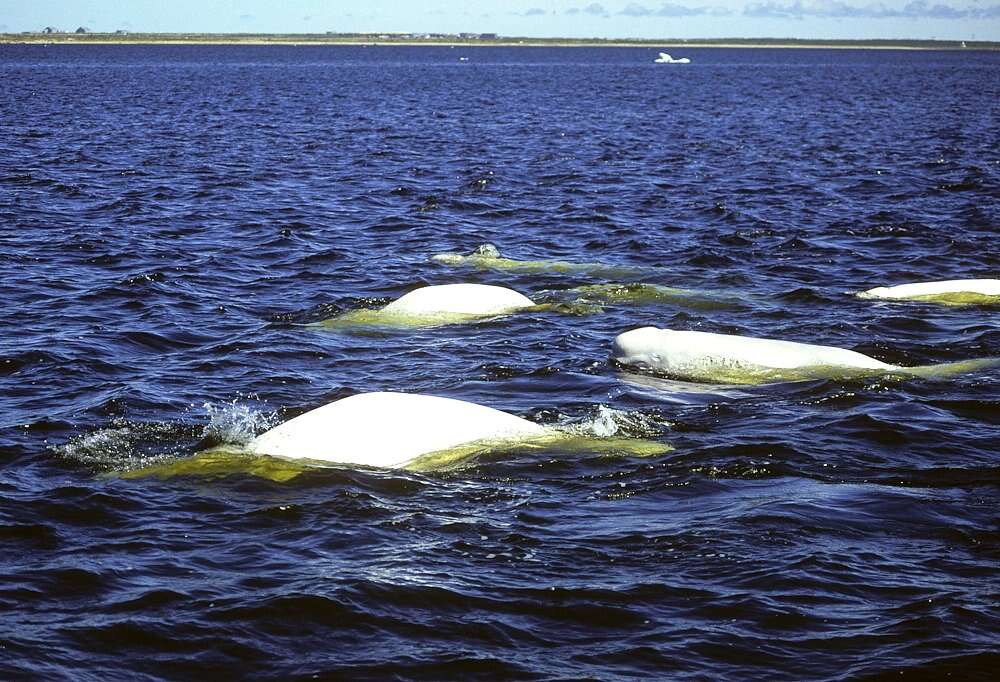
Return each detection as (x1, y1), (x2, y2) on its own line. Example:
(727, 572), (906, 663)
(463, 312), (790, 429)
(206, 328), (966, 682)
(1, 45), (998, 680)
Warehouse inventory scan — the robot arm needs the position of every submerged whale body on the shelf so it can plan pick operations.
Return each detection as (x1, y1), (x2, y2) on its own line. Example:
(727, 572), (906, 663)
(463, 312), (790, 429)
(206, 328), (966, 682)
(612, 327), (997, 385)
(858, 279), (1000, 305)
(319, 283), (535, 329)
(543, 282), (743, 311)
(431, 243), (650, 277)
(246, 392), (549, 468)
(430, 243), (592, 273)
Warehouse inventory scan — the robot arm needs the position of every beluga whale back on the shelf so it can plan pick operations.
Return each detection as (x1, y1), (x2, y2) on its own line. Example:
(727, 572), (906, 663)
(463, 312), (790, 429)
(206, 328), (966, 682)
(319, 283), (536, 329)
(245, 392), (549, 469)
(857, 279), (1000, 305)
(382, 282), (533, 317)
(612, 327), (998, 385)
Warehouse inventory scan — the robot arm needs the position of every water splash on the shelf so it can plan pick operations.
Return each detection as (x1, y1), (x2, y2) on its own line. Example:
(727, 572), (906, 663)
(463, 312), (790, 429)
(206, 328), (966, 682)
(201, 399), (278, 447)
(562, 405), (670, 439)
(56, 419), (200, 472)
(56, 400), (278, 473)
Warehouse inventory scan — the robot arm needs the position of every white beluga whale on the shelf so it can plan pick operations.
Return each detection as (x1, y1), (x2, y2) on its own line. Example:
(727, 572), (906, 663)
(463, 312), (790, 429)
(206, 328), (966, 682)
(654, 52), (690, 64)
(612, 327), (998, 385)
(431, 243), (652, 278)
(318, 283), (536, 329)
(540, 282), (745, 311)
(122, 392), (674, 479)
(857, 279), (1000, 306)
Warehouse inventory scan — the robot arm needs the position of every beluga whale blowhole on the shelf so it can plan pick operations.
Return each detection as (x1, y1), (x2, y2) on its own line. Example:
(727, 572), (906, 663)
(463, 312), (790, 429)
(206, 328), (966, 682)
(318, 283), (536, 329)
(612, 327), (998, 385)
(857, 279), (1000, 306)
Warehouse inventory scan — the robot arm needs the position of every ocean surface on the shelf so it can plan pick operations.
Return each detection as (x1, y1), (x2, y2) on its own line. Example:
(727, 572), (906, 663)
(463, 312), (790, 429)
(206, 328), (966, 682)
(1, 44), (998, 680)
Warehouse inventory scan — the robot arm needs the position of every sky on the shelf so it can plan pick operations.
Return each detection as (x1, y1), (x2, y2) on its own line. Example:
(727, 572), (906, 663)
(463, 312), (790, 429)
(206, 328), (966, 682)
(0, 0), (997, 41)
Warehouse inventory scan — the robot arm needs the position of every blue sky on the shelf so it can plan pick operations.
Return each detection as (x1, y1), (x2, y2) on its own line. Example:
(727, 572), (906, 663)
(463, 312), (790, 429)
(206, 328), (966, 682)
(1, 1), (997, 40)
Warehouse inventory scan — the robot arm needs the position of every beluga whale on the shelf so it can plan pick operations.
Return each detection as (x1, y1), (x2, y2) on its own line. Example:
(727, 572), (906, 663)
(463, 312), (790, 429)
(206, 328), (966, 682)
(857, 279), (1000, 306)
(124, 392), (674, 479)
(654, 52), (690, 64)
(538, 282), (745, 312)
(612, 327), (998, 385)
(318, 283), (536, 329)
(431, 243), (652, 278)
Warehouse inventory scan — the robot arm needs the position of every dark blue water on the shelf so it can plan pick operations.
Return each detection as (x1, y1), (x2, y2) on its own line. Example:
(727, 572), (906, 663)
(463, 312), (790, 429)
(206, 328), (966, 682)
(1, 45), (998, 680)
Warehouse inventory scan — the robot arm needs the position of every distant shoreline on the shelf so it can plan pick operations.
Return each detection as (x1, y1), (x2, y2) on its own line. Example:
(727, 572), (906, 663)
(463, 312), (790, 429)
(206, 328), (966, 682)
(2, 33), (997, 50)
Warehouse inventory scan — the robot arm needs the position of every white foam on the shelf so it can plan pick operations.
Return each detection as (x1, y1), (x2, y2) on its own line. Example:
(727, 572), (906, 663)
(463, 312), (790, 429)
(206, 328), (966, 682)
(202, 400), (277, 446)
(565, 405), (667, 439)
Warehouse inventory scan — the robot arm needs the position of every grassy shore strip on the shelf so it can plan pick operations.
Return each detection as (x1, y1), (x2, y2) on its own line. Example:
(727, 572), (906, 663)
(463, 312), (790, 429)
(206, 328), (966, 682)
(2, 33), (997, 50)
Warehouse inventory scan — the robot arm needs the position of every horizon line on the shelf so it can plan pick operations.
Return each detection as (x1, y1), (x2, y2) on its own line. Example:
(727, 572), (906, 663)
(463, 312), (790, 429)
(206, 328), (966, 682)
(2, 31), (996, 47)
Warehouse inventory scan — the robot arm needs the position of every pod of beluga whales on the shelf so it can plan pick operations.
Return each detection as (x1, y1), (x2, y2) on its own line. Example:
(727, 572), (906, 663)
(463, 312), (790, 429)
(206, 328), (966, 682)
(130, 244), (998, 480)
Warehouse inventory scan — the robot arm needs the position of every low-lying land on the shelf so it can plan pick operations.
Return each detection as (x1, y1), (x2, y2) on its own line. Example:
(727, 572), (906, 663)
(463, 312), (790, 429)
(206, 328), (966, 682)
(1, 32), (996, 50)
